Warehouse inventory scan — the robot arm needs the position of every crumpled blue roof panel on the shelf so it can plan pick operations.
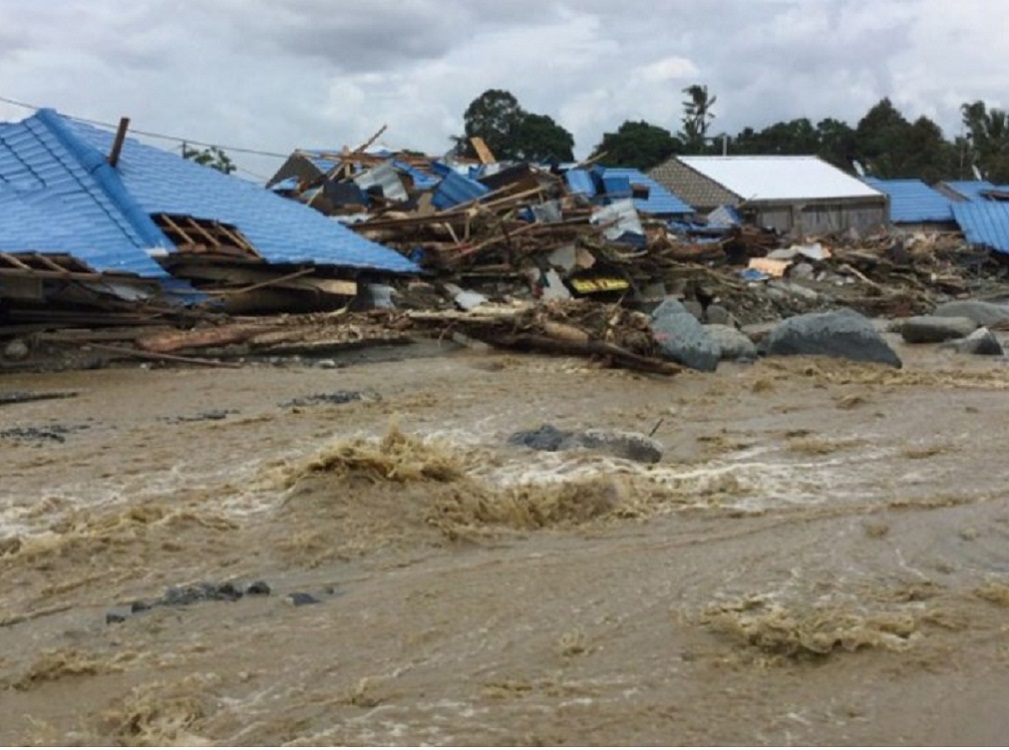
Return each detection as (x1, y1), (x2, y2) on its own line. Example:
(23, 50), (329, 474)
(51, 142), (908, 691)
(565, 168), (597, 197)
(63, 116), (418, 273)
(0, 114), (170, 276)
(942, 180), (998, 202)
(863, 177), (954, 223)
(952, 202), (1009, 255)
(600, 168), (693, 216)
(431, 170), (489, 210)
(390, 159), (440, 190)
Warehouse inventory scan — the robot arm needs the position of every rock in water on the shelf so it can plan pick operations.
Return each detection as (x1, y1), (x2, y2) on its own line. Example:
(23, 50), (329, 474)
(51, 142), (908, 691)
(704, 324), (758, 362)
(932, 300), (1009, 328)
(507, 424), (574, 451)
(508, 425), (663, 464)
(900, 315), (979, 344)
(650, 297), (720, 372)
(563, 429), (663, 464)
(763, 309), (902, 368)
(942, 327), (1004, 356)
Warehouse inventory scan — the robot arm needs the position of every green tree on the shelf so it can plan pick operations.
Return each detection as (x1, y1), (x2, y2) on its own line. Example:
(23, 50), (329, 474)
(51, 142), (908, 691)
(854, 98), (913, 177)
(459, 89), (523, 158)
(680, 84), (717, 153)
(591, 120), (682, 170)
(508, 112), (574, 162)
(454, 89), (574, 162)
(961, 100), (1009, 182)
(902, 116), (958, 183)
(815, 118), (858, 171)
(181, 143), (236, 174)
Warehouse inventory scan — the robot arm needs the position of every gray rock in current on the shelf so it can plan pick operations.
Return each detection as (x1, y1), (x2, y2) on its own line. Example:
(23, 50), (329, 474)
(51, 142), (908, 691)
(763, 309), (902, 368)
(704, 324), (758, 361)
(285, 592), (321, 607)
(561, 428), (663, 464)
(932, 300), (1009, 327)
(507, 424), (574, 452)
(105, 607), (132, 625)
(650, 297), (720, 372)
(900, 315), (979, 344)
(941, 327), (1005, 356)
(3, 339), (29, 361)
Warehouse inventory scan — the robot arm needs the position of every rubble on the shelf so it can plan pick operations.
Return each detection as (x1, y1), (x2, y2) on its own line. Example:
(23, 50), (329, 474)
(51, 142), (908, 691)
(6, 115), (1009, 375)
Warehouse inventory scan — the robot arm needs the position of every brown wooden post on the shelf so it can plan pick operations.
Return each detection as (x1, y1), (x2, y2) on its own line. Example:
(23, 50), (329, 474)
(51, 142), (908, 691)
(108, 117), (130, 168)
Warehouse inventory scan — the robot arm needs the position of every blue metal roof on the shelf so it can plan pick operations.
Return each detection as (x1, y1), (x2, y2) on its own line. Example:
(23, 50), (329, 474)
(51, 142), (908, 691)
(297, 149), (340, 175)
(600, 173), (633, 199)
(0, 111), (173, 277)
(47, 112), (416, 273)
(952, 202), (1009, 255)
(862, 177), (953, 223)
(565, 168), (597, 198)
(431, 169), (489, 210)
(390, 159), (440, 190)
(599, 168), (693, 216)
(941, 180), (998, 202)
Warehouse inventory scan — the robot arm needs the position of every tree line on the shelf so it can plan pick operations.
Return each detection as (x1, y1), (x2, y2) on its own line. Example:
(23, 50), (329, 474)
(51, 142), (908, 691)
(454, 87), (1009, 184)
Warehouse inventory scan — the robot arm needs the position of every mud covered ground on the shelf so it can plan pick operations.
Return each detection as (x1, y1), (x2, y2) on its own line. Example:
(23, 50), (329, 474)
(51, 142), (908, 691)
(2, 337), (1009, 745)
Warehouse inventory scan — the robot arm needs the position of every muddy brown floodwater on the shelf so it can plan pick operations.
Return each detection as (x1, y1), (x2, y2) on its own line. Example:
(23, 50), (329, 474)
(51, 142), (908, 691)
(2, 338), (1009, 745)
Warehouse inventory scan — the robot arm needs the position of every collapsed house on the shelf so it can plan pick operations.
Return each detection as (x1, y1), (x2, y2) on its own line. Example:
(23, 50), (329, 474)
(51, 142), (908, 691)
(649, 155), (888, 235)
(0, 110), (418, 323)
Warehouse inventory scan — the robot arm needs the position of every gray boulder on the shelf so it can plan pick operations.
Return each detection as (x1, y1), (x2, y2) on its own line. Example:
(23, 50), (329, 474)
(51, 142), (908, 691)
(705, 324), (758, 361)
(564, 429), (663, 464)
(941, 327), (1004, 356)
(900, 315), (979, 344)
(932, 300), (1009, 327)
(650, 297), (720, 372)
(507, 424), (662, 464)
(704, 303), (734, 326)
(763, 309), (902, 368)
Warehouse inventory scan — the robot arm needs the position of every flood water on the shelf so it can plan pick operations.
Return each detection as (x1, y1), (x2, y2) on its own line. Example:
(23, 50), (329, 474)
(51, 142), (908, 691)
(2, 340), (1009, 744)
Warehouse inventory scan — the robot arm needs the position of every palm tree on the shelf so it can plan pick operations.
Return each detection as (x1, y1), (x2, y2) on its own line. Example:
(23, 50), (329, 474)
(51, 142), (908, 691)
(961, 100), (1009, 180)
(680, 84), (717, 153)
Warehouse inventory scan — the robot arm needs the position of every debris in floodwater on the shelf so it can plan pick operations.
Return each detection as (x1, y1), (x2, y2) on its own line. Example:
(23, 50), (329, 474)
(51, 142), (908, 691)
(280, 390), (376, 408)
(161, 409), (238, 424)
(284, 592), (320, 607)
(699, 596), (920, 661)
(0, 424), (87, 446)
(106, 580), (272, 625)
(0, 390), (79, 406)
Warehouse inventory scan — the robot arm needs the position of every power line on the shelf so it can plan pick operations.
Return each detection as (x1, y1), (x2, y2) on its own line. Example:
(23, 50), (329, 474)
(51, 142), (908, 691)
(0, 93), (290, 160)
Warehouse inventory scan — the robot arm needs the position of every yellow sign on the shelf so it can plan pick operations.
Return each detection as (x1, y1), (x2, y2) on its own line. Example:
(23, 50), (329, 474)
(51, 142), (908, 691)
(569, 277), (630, 293)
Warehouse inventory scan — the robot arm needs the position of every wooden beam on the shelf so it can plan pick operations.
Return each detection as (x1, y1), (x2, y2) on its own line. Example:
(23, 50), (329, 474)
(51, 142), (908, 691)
(108, 117), (130, 168)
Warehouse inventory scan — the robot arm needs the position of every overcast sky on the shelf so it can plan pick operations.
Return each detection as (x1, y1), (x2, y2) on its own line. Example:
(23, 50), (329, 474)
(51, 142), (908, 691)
(2, 0), (1007, 181)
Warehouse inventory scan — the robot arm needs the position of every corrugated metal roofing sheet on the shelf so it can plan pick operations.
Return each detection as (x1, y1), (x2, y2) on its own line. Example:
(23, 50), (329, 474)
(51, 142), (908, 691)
(678, 155), (882, 201)
(951, 202), (1009, 255)
(431, 170), (489, 210)
(938, 180), (1009, 202)
(565, 168), (597, 197)
(599, 168), (693, 216)
(298, 150), (339, 175)
(0, 111), (171, 277)
(862, 177), (953, 223)
(600, 173), (632, 199)
(390, 159), (440, 190)
(60, 114), (417, 273)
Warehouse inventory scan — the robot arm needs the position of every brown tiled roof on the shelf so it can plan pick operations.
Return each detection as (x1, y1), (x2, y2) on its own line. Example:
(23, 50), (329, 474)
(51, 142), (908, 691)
(648, 157), (740, 211)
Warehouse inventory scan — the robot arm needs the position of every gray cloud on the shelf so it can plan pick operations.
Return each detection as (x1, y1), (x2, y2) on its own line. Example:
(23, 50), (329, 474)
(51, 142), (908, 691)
(0, 0), (1006, 179)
